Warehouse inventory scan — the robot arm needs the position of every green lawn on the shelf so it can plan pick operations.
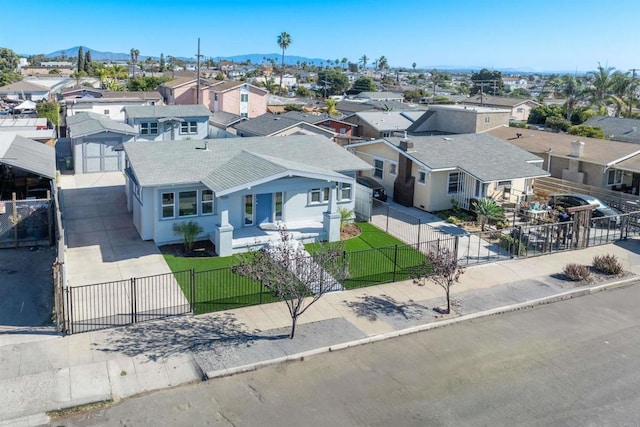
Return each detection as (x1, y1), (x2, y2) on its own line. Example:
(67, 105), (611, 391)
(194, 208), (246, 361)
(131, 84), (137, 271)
(163, 222), (427, 313)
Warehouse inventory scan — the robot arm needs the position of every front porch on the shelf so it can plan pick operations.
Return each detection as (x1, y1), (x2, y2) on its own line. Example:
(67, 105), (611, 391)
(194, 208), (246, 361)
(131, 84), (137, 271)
(220, 219), (326, 254)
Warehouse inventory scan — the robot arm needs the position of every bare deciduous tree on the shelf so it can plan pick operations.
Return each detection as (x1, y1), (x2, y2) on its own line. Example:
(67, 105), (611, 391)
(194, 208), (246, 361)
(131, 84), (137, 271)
(232, 228), (347, 338)
(411, 247), (464, 314)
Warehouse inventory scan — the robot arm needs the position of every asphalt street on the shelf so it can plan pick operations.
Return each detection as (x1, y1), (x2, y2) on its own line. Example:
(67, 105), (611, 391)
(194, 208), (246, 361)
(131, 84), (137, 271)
(52, 281), (640, 427)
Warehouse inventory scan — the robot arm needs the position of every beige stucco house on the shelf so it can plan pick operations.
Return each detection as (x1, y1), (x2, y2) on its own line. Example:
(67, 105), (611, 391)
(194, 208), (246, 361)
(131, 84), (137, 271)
(347, 133), (549, 212)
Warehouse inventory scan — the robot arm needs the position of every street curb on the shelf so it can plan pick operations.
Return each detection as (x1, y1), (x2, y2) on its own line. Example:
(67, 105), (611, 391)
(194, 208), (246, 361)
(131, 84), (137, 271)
(205, 275), (638, 380)
(0, 412), (49, 427)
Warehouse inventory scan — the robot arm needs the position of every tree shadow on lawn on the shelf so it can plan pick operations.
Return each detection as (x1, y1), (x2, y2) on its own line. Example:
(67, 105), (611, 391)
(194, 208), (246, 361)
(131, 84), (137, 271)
(92, 312), (288, 362)
(344, 294), (431, 322)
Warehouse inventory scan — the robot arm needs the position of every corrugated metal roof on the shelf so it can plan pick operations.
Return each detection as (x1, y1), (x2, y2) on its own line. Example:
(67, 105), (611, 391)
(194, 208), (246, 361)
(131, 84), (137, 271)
(0, 134), (55, 179)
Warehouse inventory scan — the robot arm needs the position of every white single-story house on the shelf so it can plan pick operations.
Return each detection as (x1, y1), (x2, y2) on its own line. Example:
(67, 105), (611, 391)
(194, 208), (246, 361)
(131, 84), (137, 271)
(123, 105), (211, 141)
(0, 81), (50, 101)
(123, 135), (372, 256)
(347, 133), (550, 212)
(66, 112), (137, 173)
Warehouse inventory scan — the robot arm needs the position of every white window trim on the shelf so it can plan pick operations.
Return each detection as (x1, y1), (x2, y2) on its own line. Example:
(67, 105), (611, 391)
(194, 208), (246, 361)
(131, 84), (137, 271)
(133, 182), (143, 203)
(447, 172), (460, 194)
(177, 190), (198, 218)
(180, 121), (198, 135)
(373, 158), (384, 179)
(141, 122), (158, 135)
(607, 169), (623, 186)
(338, 182), (352, 201)
(161, 192), (175, 219)
(308, 187), (330, 205)
(201, 189), (214, 216)
(497, 180), (512, 188)
(417, 171), (427, 185)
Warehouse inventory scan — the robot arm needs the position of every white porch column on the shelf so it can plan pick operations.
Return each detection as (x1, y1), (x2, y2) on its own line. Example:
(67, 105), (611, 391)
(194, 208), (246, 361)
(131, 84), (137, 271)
(215, 196), (234, 256)
(323, 183), (340, 242)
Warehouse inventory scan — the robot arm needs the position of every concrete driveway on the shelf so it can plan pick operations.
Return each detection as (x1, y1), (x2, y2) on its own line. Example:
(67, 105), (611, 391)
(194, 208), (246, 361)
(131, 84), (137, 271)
(59, 172), (188, 328)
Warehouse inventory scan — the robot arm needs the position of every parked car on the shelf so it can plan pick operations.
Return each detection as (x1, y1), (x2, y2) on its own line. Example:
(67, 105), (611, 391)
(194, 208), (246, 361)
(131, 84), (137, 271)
(357, 176), (387, 202)
(549, 194), (621, 226)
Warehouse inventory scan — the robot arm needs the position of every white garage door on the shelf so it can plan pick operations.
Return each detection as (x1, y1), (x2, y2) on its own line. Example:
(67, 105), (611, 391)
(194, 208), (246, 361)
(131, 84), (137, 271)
(83, 139), (122, 173)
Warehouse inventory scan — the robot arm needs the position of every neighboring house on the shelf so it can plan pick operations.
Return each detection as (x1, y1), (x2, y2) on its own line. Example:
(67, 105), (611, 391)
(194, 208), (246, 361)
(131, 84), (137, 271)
(582, 116), (640, 144)
(249, 74), (297, 89)
(0, 133), (56, 200)
(66, 112), (137, 173)
(209, 111), (246, 137)
(123, 135), (371, 256)
(60, 87), (104, 100)
(0, 117), (55, 143)
(355, 92), (404, 102)
(343, 111), (419, 139)
(279, 111), (357, 139)
(406, 104), (511, 135)
(123, 105), (211, 141)
(233, 114), (335, 139)
(203, 81), (268, 118)
(502, 77), (529, 91)
(0, 81), (50, 101)
(157, 77), (199, 105)
(462, 95), (541, 122)
(347, 133), (548, 211)
(489, 126), (640, 196)
(65, 91), (163, 122)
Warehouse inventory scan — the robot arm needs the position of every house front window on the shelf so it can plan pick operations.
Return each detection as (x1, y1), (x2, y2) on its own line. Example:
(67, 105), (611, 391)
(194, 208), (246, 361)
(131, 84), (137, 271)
(373, 159), (384, 179)
(244, 195), (253, 225)
(180, 121), (197, 134)
(448, 172), (460, 194)
(381, 131), (391, 137)
(607, 169), (623, 185)
(484, 117), (490, 124)
(274, 192), (283, 221)
(178, 191), (197, 217)
(338, 183), (352, 201)
(133, 182), (143, 202)
(201, 190), (213, 215)
(141, 122), (158, 135)
(389, 162), (398, 176)
(214, 93), (218, 101)
(240, 94), (248, 102)
(497, 180), (512, 187)
(104, 109), (110, 115)
(161, 192), (174, 219)
(309, 187), (330, 204)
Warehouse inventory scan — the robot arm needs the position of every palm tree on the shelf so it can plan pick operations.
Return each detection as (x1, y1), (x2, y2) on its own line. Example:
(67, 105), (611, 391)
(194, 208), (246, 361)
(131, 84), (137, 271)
(558, 74), (586, 120)
(412, 62), (417, 72)
(378, 56), (388, 77)
(129, 48), (139, 78)
(586, 62), (615, 108)
(277, 32), (292, 95)
(359, 54), (368, 72)
(341, 57), (348, 71)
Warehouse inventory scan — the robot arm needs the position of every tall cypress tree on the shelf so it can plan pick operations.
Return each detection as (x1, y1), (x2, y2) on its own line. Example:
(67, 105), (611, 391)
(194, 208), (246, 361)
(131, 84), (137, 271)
(159, 53), (165, 72)
(77, 46), (85, 72)
(84, 50), (92, 74)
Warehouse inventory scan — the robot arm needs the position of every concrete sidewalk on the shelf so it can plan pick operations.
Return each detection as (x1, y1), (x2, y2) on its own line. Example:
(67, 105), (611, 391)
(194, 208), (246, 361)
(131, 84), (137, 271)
(1, 240), (640, 425)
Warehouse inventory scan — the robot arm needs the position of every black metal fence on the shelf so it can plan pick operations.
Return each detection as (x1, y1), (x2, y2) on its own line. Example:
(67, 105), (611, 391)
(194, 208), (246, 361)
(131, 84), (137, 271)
(64, 238), (459, 334)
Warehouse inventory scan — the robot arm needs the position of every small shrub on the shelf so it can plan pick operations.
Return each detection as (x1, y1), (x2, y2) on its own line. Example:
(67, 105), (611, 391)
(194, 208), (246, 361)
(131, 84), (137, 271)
(592, 254), (623, 275)
(563, 263), (592, 282)
(447, 216), (461, 224)
(499, 234), (526, 256)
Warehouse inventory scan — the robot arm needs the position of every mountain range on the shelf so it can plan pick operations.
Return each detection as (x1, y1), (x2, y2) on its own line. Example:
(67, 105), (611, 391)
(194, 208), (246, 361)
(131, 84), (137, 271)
(39, 46), (565, 74)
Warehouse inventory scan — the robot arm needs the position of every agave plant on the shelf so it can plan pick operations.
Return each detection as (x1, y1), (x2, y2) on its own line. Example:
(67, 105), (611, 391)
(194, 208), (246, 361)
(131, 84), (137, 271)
(472, 198), (503, 231)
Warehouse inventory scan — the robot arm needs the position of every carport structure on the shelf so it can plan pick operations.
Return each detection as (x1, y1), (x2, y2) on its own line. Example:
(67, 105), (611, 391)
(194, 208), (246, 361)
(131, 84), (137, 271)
(60, 172), (189, 333)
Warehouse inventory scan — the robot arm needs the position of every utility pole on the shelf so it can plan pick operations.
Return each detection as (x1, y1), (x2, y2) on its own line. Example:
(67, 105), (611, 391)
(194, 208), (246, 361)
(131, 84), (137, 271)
(629, 68), (638, 117)
(195, 38), (203, 105)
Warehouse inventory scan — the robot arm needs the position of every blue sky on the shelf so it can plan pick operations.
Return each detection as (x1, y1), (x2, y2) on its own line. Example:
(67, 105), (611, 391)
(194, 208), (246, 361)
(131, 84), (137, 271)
(2, 0), (639, 72)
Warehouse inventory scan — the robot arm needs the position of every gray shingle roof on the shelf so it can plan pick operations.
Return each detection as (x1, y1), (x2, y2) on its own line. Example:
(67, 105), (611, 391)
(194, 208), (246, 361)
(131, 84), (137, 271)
(353, 111), (416, 132)
(582, 116), (640, 144)
(123, 105), (211, 119)
(125, 135), (371, 191)
(210, 111), (245, 127)
(0, 134), (55, 179)
(386, 133), (548, 182)
(233, 114), (306, 136)
(66, 112), (137, 137)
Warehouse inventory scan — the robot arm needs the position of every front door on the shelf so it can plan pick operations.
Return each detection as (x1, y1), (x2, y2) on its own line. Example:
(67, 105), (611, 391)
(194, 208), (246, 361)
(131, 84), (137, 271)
(255, 193), (272, 224)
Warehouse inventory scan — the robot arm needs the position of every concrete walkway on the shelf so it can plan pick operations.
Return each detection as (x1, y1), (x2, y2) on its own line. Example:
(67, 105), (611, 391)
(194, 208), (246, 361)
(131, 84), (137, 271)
(2, 239), (640, 425)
